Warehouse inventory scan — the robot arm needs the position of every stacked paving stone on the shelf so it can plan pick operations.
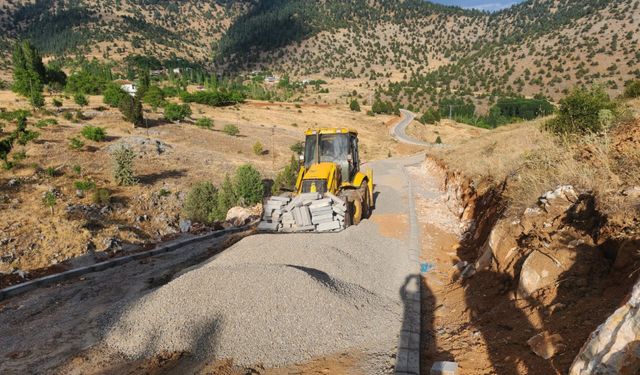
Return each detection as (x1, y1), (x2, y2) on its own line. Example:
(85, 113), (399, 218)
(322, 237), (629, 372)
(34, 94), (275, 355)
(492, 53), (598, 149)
(258, 192), (347, 232)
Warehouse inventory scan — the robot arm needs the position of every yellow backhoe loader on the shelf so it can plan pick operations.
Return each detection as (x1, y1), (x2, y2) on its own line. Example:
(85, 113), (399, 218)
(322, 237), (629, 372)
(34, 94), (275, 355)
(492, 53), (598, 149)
(294, 127), (374, 226)
(259, 128), (374, 232)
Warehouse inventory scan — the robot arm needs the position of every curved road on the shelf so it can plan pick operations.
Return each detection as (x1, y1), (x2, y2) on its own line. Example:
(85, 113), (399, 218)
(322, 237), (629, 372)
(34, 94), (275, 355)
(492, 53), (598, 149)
(390, 109), (429, 146)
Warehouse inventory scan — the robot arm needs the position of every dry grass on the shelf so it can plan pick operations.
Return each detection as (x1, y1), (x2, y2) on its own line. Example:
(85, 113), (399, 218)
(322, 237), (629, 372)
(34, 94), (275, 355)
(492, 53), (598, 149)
(430, 107), (640, 214)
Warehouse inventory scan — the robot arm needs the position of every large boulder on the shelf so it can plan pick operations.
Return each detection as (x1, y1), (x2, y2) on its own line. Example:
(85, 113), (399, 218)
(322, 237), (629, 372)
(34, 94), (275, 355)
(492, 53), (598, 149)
(518, 247), (576, 298)
(225, 206), (256, 227)
(570, 280), (640, 375)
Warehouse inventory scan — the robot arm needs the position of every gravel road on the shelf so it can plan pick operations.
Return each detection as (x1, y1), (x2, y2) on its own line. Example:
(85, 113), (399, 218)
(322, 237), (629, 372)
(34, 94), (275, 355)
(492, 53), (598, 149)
(0, 153), (424, 374)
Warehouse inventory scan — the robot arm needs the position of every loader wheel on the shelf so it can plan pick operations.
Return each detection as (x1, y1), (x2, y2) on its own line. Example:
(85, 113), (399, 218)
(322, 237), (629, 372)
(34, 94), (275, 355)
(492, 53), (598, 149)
(362, 185), (371, 219)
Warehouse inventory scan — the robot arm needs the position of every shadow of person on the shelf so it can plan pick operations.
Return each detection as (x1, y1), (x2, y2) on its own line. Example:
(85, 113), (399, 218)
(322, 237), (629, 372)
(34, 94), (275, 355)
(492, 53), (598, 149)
(421, 276), (454, 372)
(397, 274), (421, 374)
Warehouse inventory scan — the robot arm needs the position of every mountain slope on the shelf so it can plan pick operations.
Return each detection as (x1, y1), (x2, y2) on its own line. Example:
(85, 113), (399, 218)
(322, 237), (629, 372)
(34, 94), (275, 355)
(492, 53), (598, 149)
(0, 0), (638, 109)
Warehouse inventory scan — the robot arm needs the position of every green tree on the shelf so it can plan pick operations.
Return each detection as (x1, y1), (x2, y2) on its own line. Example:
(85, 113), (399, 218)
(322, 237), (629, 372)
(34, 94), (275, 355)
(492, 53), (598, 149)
(12, 40), (45, 99)
(216, 174), (238, 218)
(118, 95), (144, 127)
(143, 85), (165, 109)
(545, 85), (617, 134)
(164, 103), (192, 122)
(183, 181), (221, 224)
(103, 82), (128, 107)
(350, 99), (361, 112)
(234, 164), (264, 206)
(74, 93), (88, 107)
(137, 67), (151, 99)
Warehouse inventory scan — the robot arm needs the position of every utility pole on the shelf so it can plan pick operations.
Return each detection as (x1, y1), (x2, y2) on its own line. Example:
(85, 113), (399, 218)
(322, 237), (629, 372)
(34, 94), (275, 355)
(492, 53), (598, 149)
(449, 105), (453, 119)
(272, 126), (276, 172)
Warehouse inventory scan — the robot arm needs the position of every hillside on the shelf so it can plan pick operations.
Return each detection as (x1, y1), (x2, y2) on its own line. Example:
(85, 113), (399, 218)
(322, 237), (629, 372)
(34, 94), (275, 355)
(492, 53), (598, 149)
(0, 0), (639, 111)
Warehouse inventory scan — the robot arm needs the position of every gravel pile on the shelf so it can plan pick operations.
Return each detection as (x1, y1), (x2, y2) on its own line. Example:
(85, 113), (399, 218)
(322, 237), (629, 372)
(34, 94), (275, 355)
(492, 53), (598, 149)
(103, 220), (410, 368)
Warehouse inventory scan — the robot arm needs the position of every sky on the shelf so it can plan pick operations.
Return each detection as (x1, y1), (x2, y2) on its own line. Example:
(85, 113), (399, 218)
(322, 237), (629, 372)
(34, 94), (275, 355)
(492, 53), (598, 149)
(429, 0), (524, 12)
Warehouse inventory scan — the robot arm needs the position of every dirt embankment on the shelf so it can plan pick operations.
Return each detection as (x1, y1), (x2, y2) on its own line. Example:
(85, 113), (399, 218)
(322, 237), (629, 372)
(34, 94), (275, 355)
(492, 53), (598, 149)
(420, 152), (640, 374)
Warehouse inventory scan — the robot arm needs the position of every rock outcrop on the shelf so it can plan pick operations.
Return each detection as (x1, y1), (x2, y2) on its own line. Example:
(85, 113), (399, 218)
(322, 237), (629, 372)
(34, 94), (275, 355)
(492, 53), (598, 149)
(569, 279), (640, 375)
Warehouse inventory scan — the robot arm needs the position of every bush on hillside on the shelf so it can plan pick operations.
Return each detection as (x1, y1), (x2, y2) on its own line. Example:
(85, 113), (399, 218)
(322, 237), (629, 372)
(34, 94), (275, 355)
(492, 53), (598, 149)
(350, 99), (361, 112)
(623, 80), (640, 99)
(253, 141), (264, 155)
(272, 155), (299, 194)
(103, 83), (129, 107)
(74, 93), (88, 107)
(545, 86), (617, 134)
(420, 108), (441, 124)
(195, 117), (213, 129)
(112, 145), (137, 186)
(164, 103), (192, 122)
(234, 164), (264, 206)
(183, 181), (222, 224)
(80, 126), (106, 141)
(143, 85), (166, 109)
(223, 124), (240, 136)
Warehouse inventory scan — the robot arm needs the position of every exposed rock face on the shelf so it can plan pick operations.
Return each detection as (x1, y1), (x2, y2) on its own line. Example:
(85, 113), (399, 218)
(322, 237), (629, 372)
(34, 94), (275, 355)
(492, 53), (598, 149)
(569, 280), (640, 375)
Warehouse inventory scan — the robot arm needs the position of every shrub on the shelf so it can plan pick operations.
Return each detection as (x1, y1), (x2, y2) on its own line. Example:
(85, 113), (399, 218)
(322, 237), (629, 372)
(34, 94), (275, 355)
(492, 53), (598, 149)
(545, 86), (617, 134)
(45, 166), (58, 177)
(290, 141), (303, 155)
(164, 103), (192, 122)
(43, 191), (57, 214)
(195, 117), (213, 129)
(103, 83), (128, 107)
(52, 98), (63, 108)
(74, 180), (96, 191)
(74, 93), (88, 107)
(63, 111), (73, 121)
(183, 181), (221, 224)
(112, 145), (137, 186)
(118, 95), (144, 127)
(223, 124), (240, 136)
(272, 155), (299, 194)
(253, 141), (264, 155)
(35, 118), (58, 128)
(234, 164), (264, 206)
(143, 85), (166, 109)
(180, 90), (245, 107)
(350, 99), (361, 112)
(30, 91), (45, 108)
(420, 108), (441, 124)
(435, 136), (442, 144)
(12, 150), (26, 162)
(623, 80), (640, 99)
(72, 165), (82, 175)
(68, 136), (85, 150)
(92, 188), (111, 205)
(81, 126), (106, 141)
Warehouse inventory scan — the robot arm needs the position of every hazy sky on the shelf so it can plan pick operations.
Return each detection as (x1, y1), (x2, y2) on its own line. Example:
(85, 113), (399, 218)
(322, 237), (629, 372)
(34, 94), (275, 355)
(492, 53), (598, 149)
(429, 0), (524, 12)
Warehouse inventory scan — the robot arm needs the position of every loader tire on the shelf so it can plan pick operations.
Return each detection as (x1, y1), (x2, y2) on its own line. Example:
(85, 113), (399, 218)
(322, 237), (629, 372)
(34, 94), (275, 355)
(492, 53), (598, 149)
(353, 197), (363, 226)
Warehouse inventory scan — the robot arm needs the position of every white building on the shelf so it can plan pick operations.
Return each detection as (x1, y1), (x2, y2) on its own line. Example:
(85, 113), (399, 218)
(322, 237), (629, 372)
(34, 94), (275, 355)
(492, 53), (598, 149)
(114, 80), (138, 96)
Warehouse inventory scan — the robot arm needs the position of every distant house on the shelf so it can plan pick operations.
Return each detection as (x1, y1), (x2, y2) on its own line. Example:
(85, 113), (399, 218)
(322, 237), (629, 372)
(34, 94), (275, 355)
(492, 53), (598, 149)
(172, 68), (182, 74)
(115, 80), (137, 96)
(264, 76), (279, 84)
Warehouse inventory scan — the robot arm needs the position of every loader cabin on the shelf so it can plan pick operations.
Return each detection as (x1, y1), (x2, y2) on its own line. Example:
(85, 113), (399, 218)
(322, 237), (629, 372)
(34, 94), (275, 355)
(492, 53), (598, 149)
(301, 128), (361, 187)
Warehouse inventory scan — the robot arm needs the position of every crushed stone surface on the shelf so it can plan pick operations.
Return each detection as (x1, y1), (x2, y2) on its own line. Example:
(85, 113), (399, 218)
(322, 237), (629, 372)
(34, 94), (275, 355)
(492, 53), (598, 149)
(103, 220), (411, 368)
